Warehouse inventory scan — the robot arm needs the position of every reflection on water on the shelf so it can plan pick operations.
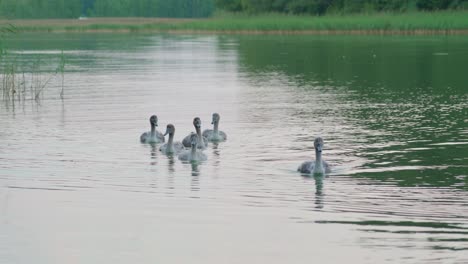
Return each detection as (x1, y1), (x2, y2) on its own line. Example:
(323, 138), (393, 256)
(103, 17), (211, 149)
(301, 175), (325, 210)
(190, 161), (201, 177)
(0, 33), (467, 264)
(149, 143), (158, 166)
(166, 155), (176, 174)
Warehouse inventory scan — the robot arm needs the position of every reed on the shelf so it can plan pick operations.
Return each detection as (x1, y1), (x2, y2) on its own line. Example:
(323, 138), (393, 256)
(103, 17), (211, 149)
(1, 24), (68, 105)
(194, 11), (468, 31)
(7, 11), (468, 34)
(1, 53), (66, 103)
(57, 50), (66, 98)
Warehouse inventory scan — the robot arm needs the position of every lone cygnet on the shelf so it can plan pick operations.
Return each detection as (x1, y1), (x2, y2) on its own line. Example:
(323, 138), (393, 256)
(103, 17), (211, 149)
(298, 137), (331, 174)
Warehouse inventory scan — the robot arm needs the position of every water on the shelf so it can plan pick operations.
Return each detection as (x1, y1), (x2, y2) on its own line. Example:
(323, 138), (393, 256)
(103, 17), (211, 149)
(1, 33), (467, 264)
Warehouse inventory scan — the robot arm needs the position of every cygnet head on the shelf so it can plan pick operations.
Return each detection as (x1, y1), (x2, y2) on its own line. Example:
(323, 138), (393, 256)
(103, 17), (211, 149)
(190, 133), (198, 147)
(149, 115), (158, 127)
(193, 117), (202, 129)
(314, 137), (324, 153)
(211, 113), (220, 125)
(164, 124), (175, 136)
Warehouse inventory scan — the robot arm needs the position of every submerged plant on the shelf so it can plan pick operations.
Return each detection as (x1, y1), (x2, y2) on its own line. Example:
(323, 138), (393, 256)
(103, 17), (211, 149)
(58, 50), (66, 98)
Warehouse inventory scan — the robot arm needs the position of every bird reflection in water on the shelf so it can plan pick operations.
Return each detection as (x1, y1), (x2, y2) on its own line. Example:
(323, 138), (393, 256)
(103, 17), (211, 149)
(313, 175), (324, 209)
(190, 163), (200, 197)
(167, 155), (176, 174)
(166, 156), (175, 197)
(149, 143), (158, 166)
(211, 142), (220, 154)
(301, 173), (325, 210)
(191, 161), (201, 177)
(211, 143), (221, 172)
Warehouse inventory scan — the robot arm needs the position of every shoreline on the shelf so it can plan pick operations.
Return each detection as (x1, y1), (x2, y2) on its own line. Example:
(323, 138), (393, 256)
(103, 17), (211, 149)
(9, 28), (468, 35)
(4, 14), (468, 35)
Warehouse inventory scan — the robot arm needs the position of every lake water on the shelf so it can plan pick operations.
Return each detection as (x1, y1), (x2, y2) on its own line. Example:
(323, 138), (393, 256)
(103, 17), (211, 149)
(0, 33), (467, 264)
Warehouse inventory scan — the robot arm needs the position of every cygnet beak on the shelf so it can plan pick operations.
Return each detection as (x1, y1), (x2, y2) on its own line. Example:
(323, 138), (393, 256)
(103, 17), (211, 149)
(316, 145), (322, 152)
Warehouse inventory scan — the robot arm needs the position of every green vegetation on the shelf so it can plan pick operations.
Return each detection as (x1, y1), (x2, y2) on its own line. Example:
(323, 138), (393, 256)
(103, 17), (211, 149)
(1, 55), (65, 102)
(0, 25), (67, 102)
(0, 0), (82, 19)
(0, 0), (467, 19)
(216, 0), (468, 14)
(90, 0), (214, 18)
(0, 1), (467, 33)
(9, 11), (468, 33)
(0, 0), (215, 19)
(180, 11), (468, 31)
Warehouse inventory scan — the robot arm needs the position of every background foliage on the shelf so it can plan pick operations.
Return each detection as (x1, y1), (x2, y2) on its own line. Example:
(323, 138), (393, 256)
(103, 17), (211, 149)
(0, 0), (466, 18)
(215, 0), (468, 14)
(0, 0), (214, 18)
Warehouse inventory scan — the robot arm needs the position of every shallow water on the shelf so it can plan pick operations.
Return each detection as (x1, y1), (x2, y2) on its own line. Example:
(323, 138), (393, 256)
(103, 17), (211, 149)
(1, 33), (467, 264)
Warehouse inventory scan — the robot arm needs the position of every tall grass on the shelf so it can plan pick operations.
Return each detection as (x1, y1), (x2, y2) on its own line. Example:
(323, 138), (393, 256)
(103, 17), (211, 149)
(1, 24), (67, 104)
(0, 24), (66, 103)
(9, 11), (468, 33)
(58, 50), (66, 98)
(176, 11), (468, 32)
(1, 52), (67, 103)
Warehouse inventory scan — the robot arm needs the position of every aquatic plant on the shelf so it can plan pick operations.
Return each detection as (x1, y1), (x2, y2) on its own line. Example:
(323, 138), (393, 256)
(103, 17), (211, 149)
(58, 50), (66, 98)
(1, 22), (67, 103)
(1, 53), (67, 103)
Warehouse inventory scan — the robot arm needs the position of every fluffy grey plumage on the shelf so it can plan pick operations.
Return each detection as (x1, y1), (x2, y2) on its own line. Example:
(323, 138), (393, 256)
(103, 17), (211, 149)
(203, 113), (227, 142)
(182, 117), (208, 149)
(298, 137), (331, 174)
(179, 133), (207, 162)
(140, 115), (165, 144)
(159, 124), (185, 155)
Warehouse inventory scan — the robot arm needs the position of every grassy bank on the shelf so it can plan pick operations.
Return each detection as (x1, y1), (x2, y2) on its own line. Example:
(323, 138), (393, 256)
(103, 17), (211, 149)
(4, 11), (468, 34)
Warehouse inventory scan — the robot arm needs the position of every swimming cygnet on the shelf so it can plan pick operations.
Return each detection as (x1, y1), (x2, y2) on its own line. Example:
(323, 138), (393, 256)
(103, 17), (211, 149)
(298, 137), (331, 174)
(159, 124), (185, 155)
(203, 113), (227, 142)
(178, 133), (207, 162)
(140, 115), (165, 144)
(182, 117), (208, 149)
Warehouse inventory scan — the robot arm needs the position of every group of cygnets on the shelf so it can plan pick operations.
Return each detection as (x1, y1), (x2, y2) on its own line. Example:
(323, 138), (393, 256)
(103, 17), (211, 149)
(140, 113), (227, 163)
(140, 113), (330, 175)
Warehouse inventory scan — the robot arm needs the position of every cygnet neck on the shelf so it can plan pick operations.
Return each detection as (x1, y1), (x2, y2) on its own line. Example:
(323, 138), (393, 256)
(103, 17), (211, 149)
(315, 148), (324, 171)
(315, 149), (322, 161)
(167, 133), (174, 151)
(196, 127), (203, 141)
(213, 121), (219, 135)
(191, 144), (197, 157)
